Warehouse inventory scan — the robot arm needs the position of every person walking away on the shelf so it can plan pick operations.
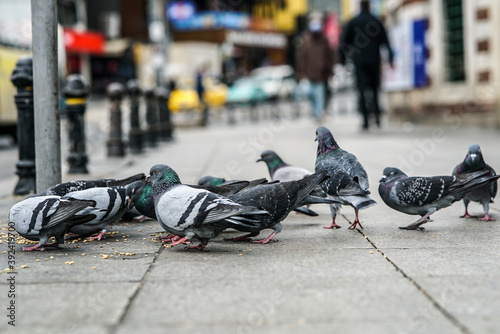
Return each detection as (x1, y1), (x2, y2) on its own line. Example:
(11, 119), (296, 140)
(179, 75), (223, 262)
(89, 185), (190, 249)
(339, 0), (393, 130)
(296, 12), (335, 122)
(196, 64), (209, 126)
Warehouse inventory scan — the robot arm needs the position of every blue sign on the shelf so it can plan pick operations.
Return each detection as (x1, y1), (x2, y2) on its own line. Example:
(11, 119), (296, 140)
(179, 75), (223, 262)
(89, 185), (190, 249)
(413, 19), (427, 87)
(171, 11), (250, 30)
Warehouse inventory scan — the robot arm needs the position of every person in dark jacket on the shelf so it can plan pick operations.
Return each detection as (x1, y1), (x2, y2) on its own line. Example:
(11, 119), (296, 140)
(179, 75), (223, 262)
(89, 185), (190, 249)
(296, 12), (335, 122)
(340, 0), (393, 130)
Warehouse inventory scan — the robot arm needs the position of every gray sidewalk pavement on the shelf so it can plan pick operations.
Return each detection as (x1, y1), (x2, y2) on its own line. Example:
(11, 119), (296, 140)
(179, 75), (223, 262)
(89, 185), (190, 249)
(0, 98), (499, 334)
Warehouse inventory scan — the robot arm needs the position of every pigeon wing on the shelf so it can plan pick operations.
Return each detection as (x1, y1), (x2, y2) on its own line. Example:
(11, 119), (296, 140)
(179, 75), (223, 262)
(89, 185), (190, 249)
(394, 176), (453, 206)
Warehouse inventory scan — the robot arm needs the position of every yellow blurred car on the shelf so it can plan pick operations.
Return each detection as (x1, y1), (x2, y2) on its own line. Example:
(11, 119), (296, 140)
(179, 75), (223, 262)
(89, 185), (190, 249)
(203, 77), (228, 108)
(168, 89), (200, 113)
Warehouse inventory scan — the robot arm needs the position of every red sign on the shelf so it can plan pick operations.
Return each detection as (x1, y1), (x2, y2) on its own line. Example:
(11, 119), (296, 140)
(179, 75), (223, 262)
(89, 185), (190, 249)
(63, 28), (105, 55)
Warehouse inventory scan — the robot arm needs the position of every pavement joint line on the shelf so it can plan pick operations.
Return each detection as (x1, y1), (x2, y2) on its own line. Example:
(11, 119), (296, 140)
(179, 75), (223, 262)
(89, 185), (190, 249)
(356, 228), (473, 334)
(110, 242), (166, 334)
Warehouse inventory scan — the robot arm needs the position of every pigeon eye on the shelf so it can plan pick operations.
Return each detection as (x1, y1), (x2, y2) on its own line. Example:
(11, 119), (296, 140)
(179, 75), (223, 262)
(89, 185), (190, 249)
(153, 170), (157, 174)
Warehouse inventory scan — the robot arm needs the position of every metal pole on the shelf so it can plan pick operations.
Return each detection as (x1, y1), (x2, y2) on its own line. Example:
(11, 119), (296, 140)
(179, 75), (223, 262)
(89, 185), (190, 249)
(127, 79), (144, 154)
(31, 0), (61, 191)
(106, 83), (127, 157)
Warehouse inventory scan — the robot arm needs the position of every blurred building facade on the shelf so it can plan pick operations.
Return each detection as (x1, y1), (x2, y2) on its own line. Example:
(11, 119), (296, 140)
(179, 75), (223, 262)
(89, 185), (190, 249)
(340, 0), (500, 128)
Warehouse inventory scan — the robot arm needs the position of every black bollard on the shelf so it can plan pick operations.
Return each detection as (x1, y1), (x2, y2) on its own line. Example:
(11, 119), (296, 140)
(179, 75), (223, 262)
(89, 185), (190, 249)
(144, 88), (159, 147)
(126, 79), (144, 154)
(10, 56), (36, 195)
(106, 82), (126, 157)
(62, 74), (89, 174)
(155, 86), (173, 141)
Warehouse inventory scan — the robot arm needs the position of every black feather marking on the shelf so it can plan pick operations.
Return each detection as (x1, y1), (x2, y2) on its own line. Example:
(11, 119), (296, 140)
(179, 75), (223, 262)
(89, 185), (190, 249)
(177, 192), (207, 227)
(102, 189), (117, 221)
(29, 198), (57, 233)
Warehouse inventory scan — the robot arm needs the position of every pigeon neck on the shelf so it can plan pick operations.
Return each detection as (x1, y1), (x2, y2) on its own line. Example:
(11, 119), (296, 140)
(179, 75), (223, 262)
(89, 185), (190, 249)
(317, 138), (340, 158)
(268, 158), (288, 176)
(136, 184), (156, 218)
(465, 155), (485, 171)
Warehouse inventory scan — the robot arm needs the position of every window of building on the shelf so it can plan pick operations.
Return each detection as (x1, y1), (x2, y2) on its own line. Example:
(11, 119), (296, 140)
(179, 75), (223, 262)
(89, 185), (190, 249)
(443, 0), (465, 82)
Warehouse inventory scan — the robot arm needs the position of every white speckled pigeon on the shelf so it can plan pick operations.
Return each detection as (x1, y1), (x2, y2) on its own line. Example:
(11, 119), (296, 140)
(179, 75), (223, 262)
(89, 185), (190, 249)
(63, 186), (129, 240)
(378, 167), (500, 230)
(314, 126), (376, 230)
(39, 173), (145, 196)
(148, 164), (269, 250)
(9, 196), (97, 251)
(452, 144), (498, 221)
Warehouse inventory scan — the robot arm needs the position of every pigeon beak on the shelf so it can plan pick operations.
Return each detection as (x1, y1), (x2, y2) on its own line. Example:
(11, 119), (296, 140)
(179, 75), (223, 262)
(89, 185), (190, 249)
(145, 176), (151, 183)
(126, 197), (133, 210)
(379, 175), (386, 183)
(256, 158), (263, 163)
(470, 153), (477, 161)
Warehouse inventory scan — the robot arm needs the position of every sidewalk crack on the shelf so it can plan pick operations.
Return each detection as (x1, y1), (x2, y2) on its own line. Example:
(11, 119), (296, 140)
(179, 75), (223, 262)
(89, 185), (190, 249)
(355, 227), (472, 334)
(110, 243), (165, 333)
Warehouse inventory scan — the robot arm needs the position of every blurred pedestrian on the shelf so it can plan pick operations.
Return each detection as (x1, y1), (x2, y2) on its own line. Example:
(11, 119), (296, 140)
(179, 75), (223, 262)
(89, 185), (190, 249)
(340, 0), (393, 130)
(296, 12), (335, 122)
(195, 63), (209, 126)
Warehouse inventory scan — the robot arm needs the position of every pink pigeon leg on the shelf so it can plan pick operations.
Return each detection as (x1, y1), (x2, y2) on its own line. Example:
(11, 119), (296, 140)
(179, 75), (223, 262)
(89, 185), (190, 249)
(86, 230), (106, 241)
(324, 218), (341, 229)
(252, 232), (278, 244)
(169, 236), (190, 247)
(479, 213), (495, 221)
(348, 210), (364, 230)
(460, 207), (477, 218)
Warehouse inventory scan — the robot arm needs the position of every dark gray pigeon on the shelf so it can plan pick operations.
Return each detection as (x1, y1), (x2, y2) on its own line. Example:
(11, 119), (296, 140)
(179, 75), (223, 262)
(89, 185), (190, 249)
(224, 170), (332, 244)
(197, 176), (226, 187)
(378, 167), (500, 230)
(148, 164), (269, 250)
(452, 144), (498, 221)
(314, 126), (376, 230)
(63, 186), (129, 240)
(9, 196), (97, 251)
(39, 173), (145, 196)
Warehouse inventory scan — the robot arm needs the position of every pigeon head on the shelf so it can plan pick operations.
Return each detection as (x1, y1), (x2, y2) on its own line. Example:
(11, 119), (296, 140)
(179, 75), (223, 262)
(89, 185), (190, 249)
(126, 181), (147, 209)
(126, 180), (156, 218)
(379, 167), (407, 183)
(257, 150), (287, 175)
(464, 144), (485, 170)
(149, 164), (182, 188)
(198, 176), (226, 187)
(315, 127), (340, 157)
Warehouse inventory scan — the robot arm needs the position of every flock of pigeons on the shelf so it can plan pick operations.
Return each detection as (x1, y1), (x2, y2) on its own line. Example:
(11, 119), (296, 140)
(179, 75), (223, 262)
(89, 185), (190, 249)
(9, 126), (499, 251)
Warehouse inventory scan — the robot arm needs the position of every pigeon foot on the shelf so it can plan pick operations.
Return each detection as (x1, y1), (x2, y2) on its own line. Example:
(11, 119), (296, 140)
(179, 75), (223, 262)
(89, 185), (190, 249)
(169, 237), (190, 247)
(22, 242), (59, 251)
(86, 230), (106, 241)
(252, 232), (278, 244)
(460, 213), (477, 218)
(160, 234), (177, 242)
(349, 219), (364, 230)
(324, 220), (341, 229)
(479, 214), (495, 222)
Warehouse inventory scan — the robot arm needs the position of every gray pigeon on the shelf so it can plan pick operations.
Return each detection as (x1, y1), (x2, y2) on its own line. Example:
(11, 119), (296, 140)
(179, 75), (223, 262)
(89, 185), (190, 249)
(452, 144), (498, 221)
(224, 170), (331, 243)
(39, 173), (145, 196)
(257, 150), (326, 216)
(63, 186), (129, 240)
(9, 196), (97, 251)
(314, 126), (376, 230)
(378, 167), (500, 230)
(148, 164), (269, 250)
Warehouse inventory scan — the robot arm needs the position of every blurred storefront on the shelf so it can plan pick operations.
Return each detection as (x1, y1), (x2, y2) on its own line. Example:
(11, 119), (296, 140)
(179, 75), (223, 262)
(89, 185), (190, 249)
(354, 0), (500, 128)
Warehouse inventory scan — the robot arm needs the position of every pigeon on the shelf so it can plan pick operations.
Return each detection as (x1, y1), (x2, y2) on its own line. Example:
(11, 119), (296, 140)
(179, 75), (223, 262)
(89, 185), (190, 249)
(452, 144), (498, 221)
(314, 126), (376, 229)
(148, 164), (269, 250)
(39, 173), (146, 196)
(126, 180), (157, 220)
(63, 186), (130, 240)
(197, 176), (226, 187)
(224, 170), (331, 244)
(9, 196), (97, 251)
(257, 150), (325, 216)
(378, 167), (500, 230)
(257, 150), (314, 182)
(126, 177), (271, 222)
